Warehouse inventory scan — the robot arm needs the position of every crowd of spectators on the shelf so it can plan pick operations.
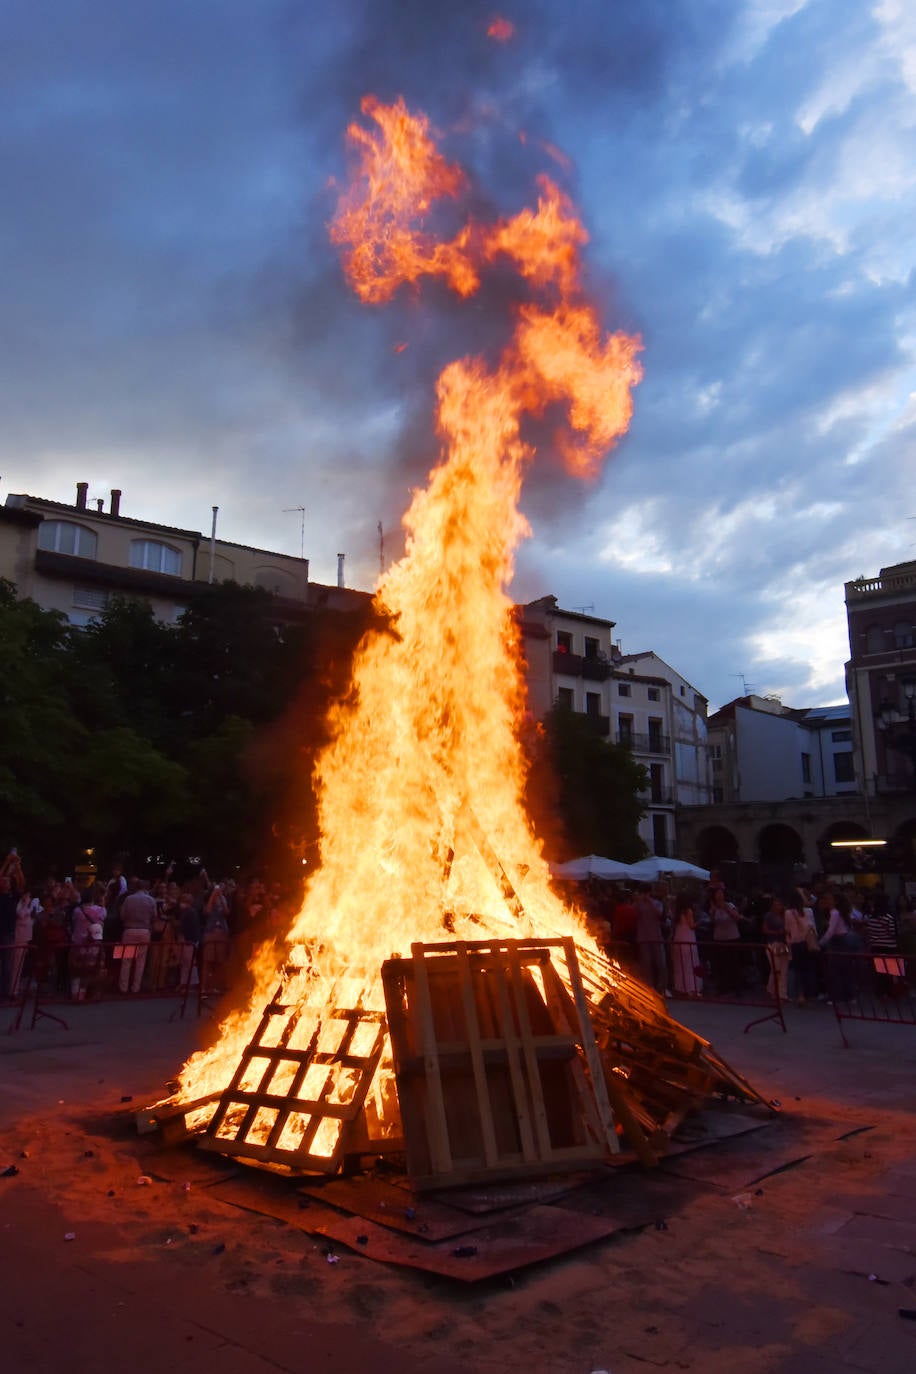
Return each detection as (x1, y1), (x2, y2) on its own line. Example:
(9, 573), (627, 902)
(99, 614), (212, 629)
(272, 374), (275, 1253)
(579, 873), (915, 1007)
(0, 850), (296, 1004)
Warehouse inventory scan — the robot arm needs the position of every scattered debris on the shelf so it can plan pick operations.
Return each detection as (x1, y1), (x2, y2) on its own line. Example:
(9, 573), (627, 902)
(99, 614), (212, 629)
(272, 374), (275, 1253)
(136, 1175), (152, 1187)
(181, 1181), (191, 1192)
(452, 1245), (478, 1258)
(356, 1234), (369, 1245)
(326, 1253), (340, 1264)
(64, 1233), (76, 1242)
(654, 1219), (668, 1232)
(120, 1095), (133, 1103)
(732, 1193), (753, 1210)
(18, 1150), (29, 1159)
(1, 1165), (20, 1178)
(211, 1242), (226, 1255)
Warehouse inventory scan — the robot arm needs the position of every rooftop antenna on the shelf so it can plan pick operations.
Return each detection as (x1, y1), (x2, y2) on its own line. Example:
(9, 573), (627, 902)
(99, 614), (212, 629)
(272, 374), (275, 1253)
(283, 505), (306, 560)
(732, 672), (756, 697)
(572, 603), (595, 614)
(378, 520), (385, 579)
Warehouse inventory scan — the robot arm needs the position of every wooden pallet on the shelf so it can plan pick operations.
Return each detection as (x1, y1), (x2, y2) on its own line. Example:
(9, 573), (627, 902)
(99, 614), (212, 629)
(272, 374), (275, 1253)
(381, 937), (620, 1191)
(199, 987), (388, 1174)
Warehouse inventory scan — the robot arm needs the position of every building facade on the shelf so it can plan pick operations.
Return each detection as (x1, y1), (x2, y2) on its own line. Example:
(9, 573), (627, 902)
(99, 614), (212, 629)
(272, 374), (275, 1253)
(0, 483), (367, 624)
(706, 696), (855, 806)
(845, 559), (916, 797)
(519, 597), (711, 857)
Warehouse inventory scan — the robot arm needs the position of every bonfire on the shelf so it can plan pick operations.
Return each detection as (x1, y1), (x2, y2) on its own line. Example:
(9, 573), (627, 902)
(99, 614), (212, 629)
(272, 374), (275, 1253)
(154, 98), (766, 1187)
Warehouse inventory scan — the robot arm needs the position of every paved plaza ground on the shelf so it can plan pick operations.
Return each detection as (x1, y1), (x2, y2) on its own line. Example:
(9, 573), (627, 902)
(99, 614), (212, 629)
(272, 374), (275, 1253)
(0, 994), (914, 1373)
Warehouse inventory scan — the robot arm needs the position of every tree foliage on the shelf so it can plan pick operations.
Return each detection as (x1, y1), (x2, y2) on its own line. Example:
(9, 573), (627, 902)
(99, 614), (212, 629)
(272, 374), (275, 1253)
(525, 704), (648, 863)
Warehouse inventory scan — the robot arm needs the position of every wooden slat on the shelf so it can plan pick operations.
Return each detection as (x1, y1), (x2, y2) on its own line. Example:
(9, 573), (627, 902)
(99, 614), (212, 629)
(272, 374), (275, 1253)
(489, 951), (538, 1163)
(504, 945), (554, 1158)
(410, 943), (453, 1175)
(560, 938), (620, 1154)
(454, 943), (499, 1168)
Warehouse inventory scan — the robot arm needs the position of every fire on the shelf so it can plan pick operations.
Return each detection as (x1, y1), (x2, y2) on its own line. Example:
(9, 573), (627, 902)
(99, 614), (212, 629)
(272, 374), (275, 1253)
(487, 16), (515, 42)
(178, 98), (641, 1109)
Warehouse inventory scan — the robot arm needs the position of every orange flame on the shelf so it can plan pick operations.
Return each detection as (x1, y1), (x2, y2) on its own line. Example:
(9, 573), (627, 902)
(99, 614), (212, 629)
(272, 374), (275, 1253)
(178, 99), (641, 1108)
(488, 16), (515, 42)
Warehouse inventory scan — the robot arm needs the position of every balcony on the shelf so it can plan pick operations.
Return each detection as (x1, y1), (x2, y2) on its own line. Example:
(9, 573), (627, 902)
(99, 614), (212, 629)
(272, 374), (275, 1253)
(553, 649), (612, 681)
(583, 711), (611, 737)
(617, 731), (670, 755)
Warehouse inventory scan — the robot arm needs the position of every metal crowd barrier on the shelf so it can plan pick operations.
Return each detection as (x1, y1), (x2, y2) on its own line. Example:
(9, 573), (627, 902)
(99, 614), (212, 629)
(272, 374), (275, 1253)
(2, 935), (233, 1033)
(601, 937), (787, 1034)
(824, 947), (916, 1047)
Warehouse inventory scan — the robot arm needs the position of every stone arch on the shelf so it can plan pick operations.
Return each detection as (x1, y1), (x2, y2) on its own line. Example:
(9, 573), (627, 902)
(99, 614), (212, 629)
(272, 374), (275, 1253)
(696, 825), (739, 871)
(757, 823), (805, 866)
(817, 820), (871, 873)
(891, 817), (916, 873)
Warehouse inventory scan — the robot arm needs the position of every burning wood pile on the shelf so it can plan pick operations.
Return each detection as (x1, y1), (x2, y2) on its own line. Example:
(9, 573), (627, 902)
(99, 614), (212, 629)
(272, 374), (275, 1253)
(147, 98), (770, 1193)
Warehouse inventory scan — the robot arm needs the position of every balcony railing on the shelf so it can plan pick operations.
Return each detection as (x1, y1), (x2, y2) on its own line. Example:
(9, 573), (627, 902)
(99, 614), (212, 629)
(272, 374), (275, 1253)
(618, 731), (670, 754)
(846, 568), (916, 599)
(553, 649), (612, 681)
(583, 712), (611, 736)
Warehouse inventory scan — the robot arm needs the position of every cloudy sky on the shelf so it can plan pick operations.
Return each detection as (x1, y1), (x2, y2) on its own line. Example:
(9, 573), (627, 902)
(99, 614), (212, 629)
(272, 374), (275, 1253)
(3, 0), (915, 709)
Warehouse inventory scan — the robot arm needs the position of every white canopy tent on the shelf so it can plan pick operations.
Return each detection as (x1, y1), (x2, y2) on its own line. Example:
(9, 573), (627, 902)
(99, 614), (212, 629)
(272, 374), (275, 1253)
(626, 856), (710, 882)
(549, 854), (637, 882)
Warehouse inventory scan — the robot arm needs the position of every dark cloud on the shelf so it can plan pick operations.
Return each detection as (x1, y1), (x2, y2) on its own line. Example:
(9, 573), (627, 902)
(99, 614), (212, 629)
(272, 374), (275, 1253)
(1, 0), (914, 702)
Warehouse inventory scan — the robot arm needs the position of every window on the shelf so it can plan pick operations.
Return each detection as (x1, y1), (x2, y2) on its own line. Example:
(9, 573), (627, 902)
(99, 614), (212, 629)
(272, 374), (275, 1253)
(833, 752), (855, 784)
(830, 729), (852, 743)
(584, 636), (599, 659)
(618, 682), (631, 697)
(73, 586), (109, 612)
(648, 687), (660, 702)
(648, 717), (664, 751)
(711, 743), (722, 760)
(38, 520), (97, 559)
(713, 785), (724, 803)
(894, 621), (913, 649)
(585, 691), (601, 718)
(650, 763), (665, 803)
(618, 714), (633, 745)
(680, 685), (686, 696)
(130, 540), (181, 575)
(865, 624), (884, 653)
(556, 687), (574, 710)
(556, 631), (572, 654)
(801, 753), (812, 783)
(652, 814), (668, 857)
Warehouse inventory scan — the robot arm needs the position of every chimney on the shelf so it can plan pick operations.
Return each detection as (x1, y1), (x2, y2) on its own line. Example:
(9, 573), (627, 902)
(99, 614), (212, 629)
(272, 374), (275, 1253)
(96, 499), (104, 512)
(75, 481), (88, 510)
(337, 553), (345, 589)
(110, 488), (122, 517)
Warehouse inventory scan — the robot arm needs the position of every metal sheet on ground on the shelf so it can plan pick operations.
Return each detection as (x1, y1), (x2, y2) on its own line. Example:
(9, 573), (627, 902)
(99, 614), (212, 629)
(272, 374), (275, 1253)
(297, 1176), (517, 1241)
(209, 1175), (622, 1279)
(297, 1203), (625, 1280)
(428, 1170), (601, 1215)
(660, 1117), (854, 1189)
(666, 1108), (774, 1154)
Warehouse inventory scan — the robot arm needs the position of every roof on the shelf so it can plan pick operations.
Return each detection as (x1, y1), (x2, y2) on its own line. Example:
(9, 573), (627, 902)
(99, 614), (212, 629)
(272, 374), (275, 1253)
(522, 595), (616, 630)
(708, 696), (850, 730)
(6, 493), (310, 566)
(615, 650), (708, 702)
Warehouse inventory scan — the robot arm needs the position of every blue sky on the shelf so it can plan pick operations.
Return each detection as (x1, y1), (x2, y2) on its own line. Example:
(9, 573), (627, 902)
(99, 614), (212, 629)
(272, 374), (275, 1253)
(3, 0), (915, 709)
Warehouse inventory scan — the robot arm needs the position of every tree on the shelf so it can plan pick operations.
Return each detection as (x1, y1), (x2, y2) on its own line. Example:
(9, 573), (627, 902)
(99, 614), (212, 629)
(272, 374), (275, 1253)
(0, 581), (87, 849)
(525, 705), (648, 862)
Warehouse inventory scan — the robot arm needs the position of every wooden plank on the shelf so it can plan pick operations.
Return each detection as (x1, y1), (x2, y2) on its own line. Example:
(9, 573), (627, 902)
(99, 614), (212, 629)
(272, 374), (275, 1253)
(410, 943), (453, 1175)
(560, 938), (620, 1155)
(504, 945), (553, 1159)
(490, 951), (537, 1164)
(454, 943), (499, 1168)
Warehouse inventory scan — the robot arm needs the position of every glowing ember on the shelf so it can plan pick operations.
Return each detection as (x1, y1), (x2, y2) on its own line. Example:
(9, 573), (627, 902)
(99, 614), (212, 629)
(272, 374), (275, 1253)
(178, 97), (642, 1111)
(487, 16), (515, 42)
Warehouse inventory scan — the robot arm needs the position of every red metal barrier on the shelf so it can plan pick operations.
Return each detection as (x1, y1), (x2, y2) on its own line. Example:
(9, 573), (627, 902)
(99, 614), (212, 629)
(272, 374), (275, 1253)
(3, 936), (230, 1032)
(601, 937), (787, 1034)
(824, 947), (916, 1047)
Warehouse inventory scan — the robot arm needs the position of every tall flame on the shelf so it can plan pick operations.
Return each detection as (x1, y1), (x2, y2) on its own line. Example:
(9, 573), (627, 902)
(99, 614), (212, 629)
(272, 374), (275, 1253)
(179, 99), (642, 1106)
